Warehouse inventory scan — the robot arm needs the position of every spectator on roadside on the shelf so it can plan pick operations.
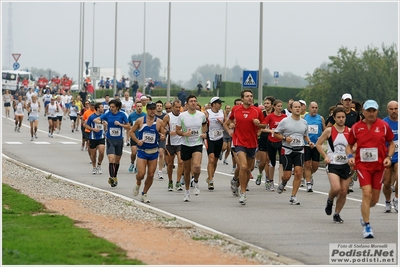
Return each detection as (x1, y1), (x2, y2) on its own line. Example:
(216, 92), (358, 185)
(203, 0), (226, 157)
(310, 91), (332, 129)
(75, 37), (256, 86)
(98, 76), (105, 89)
(197, 81), (203, 96)
(177, 88), (187, 106)
(131, 80), (139, 97)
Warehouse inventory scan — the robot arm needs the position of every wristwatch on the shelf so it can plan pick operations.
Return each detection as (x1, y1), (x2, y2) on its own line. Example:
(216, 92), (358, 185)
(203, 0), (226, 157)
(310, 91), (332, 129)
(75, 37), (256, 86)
(387, 155), (393, 161)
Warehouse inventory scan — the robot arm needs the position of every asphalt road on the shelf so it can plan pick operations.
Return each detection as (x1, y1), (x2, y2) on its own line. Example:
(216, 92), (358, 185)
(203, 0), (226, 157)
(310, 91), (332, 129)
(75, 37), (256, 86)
(2, 110), (398, 265)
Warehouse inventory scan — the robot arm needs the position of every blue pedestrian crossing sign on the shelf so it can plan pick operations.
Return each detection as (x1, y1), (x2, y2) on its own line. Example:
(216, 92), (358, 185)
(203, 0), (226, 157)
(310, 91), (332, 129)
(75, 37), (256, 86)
(242, 70), (258, 88)
(274, 71), (279, 78)
(133, 69), (140, 77)
(13, 62), (20, 70)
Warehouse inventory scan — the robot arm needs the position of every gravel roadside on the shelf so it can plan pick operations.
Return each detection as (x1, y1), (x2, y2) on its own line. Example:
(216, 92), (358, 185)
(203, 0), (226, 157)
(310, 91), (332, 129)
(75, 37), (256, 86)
(2, 156), (298, 265)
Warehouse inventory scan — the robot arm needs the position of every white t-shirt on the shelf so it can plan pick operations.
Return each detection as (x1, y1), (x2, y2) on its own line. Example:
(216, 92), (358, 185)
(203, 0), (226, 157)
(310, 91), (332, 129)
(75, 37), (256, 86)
(121, 98), (134, 115)
(177, 110), (206, 147)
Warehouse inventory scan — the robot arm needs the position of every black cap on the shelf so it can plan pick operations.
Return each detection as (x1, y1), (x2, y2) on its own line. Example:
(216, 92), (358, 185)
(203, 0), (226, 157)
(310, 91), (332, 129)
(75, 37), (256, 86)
(146, 102), (156, 109)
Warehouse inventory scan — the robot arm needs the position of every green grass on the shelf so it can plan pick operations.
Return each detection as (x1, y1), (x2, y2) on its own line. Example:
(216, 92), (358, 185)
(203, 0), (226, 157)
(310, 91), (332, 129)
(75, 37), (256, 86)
(2, 183), (144, 265)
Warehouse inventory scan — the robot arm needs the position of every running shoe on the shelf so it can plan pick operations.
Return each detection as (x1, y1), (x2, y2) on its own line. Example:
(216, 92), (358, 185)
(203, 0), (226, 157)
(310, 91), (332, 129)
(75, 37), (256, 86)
(50, 134), (53, 138)
(255, 174), (262, 185)
(268, 180), (275, 191)
(158, 170), (163, 179)
(246, 184), (249, 191)
(239, 193), (246, 205)
(48, 132), (51, 137)
(132, 184), (140, 196)
(231, 166), (236, 174)
(385, 201), (392, 213)
(391, 185), (395, 192)
(126, 141), (130, 147)
(255, 160), (260, 169)
(325, 198), (333, 215)
(183, 191), (190, 202)
(31, 137), (34, 141)
(310, 176), (314, 186)
(352, 171), (358, 181)
(306, 182), (313, 193)
(190, 176), (194, 187)
(289, 196), (300, 205)
(393, 198), (398, 212)
(249, 173), (253, 179)
(180, 175), (185, 185)
(223, 160), (229, 165)
(128, 163), (135, 173)
(96, 166), (102, 174)
(348, 180), (354, 193)
(265, 180), (270, 190)
(194, 182), (200, 195)
(34, 133), (38, 139)
(231, 178), (239, 196)
(80, 146), (84, 151)
(141, 194), (151, 203)
(14, 126), (17, 132)
(108, 177), (115, 187)
(134, 167), (138, 174)
(112, 177), (118, 186)
(17, 127), (20, 132)
(208, 180), (214, 190)
(92, 168), (97, 174)
(300, 178), (305, 187)
(363, 224), (374, 238)
(277, 183), (285, 194)
(175, 182), (183, 191)
(168, 181), (173, 191)
(218, 153), (223, 160)
(333, 214), (344, 223)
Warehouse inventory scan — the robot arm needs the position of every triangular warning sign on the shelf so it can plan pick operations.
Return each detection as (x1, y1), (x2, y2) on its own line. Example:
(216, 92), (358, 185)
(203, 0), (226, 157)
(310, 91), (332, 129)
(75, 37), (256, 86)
(12, 53), (21, 62)
(244, 73), (256, 85)
(132, 60), (141, 69)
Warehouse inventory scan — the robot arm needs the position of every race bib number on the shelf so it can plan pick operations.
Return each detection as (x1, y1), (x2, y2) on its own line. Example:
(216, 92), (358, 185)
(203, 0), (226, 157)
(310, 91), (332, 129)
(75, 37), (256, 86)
(143, 132), (156, 144)
(308, 125), (319, 135)
(171, 123), (176, 132)
(333, 153), (347, 164)
(50, 113), (55, 117)
(95, 123), (104, 131)
(32, 108), (38, 112)
(212, 129), (223, 138)
(290, 137), (304, 146)
(360, 148), (378, 162)
(109, 127), (121, 137)
(189, 128), (200, 137)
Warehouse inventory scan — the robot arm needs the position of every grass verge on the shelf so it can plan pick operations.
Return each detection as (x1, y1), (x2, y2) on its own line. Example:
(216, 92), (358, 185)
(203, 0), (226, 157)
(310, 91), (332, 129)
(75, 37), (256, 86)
(2, 183), (144, 265)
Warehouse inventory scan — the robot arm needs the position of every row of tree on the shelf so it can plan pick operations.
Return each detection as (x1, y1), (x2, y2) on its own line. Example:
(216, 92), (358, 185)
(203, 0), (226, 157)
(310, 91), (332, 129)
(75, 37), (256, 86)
(301, 44), (398, 118)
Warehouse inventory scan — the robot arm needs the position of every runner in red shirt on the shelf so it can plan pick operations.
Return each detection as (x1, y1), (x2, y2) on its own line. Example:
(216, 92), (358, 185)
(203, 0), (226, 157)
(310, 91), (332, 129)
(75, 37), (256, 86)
(22, 78), (29, 90)
(223, 89), (265, 205)
(62, 78), (72, 92)
(346, 99), (395, 238)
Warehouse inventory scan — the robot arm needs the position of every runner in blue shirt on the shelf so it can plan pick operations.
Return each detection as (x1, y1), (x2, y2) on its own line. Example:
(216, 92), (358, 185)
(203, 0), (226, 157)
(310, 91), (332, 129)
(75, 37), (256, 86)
(85, 103), (106, 175)
(127, 101), (146, 173)
(93, 99), (130, 187)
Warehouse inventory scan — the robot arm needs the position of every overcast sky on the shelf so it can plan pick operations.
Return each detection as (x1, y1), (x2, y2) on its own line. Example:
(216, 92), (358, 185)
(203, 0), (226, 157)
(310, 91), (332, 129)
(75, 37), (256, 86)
(1, 1), (398, 85)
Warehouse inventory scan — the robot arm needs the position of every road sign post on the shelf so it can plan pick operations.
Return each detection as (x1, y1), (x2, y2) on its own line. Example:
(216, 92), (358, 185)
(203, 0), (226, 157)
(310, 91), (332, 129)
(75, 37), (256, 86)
(242, 70), (258, 89)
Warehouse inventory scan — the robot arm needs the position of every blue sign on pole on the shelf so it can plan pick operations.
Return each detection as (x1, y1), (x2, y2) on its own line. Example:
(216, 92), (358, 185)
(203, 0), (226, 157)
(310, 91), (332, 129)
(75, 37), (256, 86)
(133, 69), (140, 77)
(242, 70), (258, 88)
(274, 71), (279, 78)
(13, 62), (20, 70)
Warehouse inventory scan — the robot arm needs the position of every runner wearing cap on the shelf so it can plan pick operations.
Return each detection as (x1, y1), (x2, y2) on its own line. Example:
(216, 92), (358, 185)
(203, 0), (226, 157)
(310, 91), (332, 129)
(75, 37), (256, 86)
(346, 100), (395, 238)
(204, 96), (226, 190)
(131, 101), (166, 203)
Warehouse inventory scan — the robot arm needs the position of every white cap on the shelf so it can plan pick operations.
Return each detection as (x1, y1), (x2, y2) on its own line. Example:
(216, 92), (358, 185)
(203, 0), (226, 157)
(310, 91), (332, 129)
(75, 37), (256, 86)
(140, 95), (148, 100)
(299, 100), (306, 105)
(341, 93), (352, 100)
(210, 97), (225, 104)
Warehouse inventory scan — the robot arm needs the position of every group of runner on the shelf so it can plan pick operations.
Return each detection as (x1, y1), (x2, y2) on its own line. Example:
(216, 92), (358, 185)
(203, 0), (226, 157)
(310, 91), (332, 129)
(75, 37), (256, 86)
(3, 88), (397, 239)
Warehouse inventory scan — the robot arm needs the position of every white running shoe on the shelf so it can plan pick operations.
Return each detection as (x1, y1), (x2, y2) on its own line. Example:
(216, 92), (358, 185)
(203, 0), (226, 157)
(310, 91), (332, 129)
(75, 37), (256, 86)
(239, 193), (246, 205)
(385, 201), (392, 213)
(289, 196), (300, 205)
(96, 166), (102, 174)
(158, 170), (163, 179)
(141, 194), (151, 203)
(183, 191), (190, 202)
(132, 184), (140, 196)
(194, 182), (200, 195)
(393, 198), (398, 212)
(231, 166), (236, 174)
(92, 168), (97, 175)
